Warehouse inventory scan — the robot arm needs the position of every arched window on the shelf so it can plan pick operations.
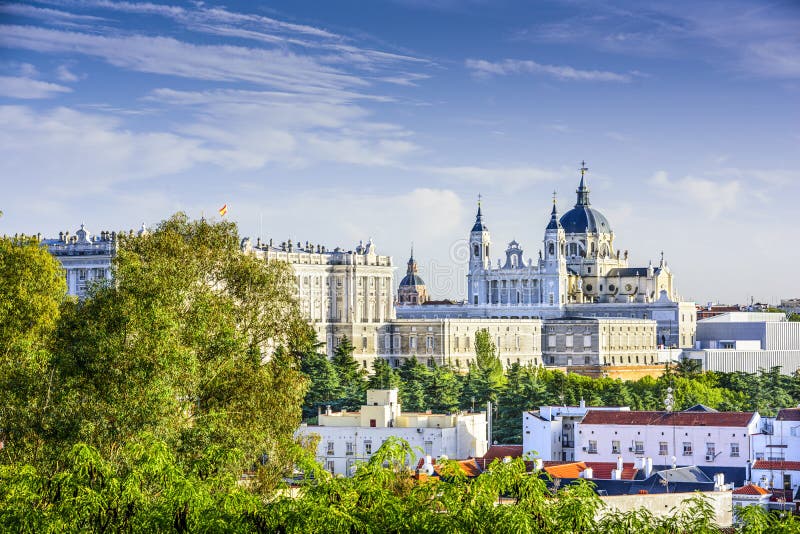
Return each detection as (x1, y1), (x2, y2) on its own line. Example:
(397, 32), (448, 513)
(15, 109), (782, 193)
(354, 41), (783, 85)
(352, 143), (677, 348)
(548, 242), (555, 255)
(473, 244), (479, 257)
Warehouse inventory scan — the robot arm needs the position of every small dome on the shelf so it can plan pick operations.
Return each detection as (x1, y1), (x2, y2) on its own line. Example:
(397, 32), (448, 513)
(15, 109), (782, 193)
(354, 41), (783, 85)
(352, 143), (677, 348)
(399, 273), (426, 287)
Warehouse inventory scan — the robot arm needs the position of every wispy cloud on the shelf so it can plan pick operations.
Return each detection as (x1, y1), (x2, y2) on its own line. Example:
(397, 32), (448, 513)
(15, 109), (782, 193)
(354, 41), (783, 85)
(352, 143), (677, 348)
(0, 25), (370, 96)
(0, 3), (106, 24)
(55, 64), (81, 82)
(0, 76), (72, 99)
(465, 58), (634, 82)
(423, 164), (560, 192)
(649, 170), (741, 217)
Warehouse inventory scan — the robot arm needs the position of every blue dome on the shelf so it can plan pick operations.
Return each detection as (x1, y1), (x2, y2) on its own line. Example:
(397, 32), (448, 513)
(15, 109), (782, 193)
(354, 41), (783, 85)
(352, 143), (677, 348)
(399, 274), (426, 286)
(558, 172), (612, 234)
(559, 206), (612, 234)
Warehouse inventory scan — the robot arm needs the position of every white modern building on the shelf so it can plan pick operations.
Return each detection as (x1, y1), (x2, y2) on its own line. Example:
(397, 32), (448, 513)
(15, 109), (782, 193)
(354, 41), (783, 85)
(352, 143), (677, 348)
(684, 312), (800, 375)
(574, 408), (760, 476)
(523, 403), (630, 462)
(749, 407), (800, 500)
(296, 389), (488, 476)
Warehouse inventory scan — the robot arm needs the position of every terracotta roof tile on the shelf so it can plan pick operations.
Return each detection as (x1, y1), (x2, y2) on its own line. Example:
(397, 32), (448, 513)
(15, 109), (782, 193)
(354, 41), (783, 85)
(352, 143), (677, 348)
(544, 462), (587, 479)
(733, 484), (770, 496)
(415, 458), (483, 477)
(753, 460), (800, 471)
(777, 408), (800, 422)
(541, 461), (638, 480)
(580, 410), (755, 427)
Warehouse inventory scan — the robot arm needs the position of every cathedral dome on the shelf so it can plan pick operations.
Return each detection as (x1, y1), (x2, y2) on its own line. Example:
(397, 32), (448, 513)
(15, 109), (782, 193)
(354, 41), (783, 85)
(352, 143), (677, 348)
(399, 273), (426, 286)
(560, 205), (612, 234)
(559, 171), (612, 234)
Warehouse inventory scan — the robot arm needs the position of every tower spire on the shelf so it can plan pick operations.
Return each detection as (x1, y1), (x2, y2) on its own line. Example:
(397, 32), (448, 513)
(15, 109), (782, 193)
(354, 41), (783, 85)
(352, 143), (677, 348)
(547, 191), (562, 230)
(576, 160), (591, 206)
(471, 193), (488, 232)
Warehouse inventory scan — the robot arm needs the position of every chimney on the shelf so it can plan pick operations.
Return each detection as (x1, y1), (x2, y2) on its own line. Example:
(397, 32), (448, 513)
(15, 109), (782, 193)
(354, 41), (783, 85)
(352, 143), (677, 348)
(423, 455), (434, 476)
(534, 458), (544, 471)
(582, 467), (593, 479)
(616, 456), (623, 473)
(579, 398), (585, 408)
(611, 468), (622, 480)
(644, 457), (653, 478)
(325, 405), (332, 416)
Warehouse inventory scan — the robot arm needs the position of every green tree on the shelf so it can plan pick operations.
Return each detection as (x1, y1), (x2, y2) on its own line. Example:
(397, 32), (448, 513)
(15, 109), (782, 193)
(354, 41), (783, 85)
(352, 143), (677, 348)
(49, 214), (310, 490)
(331, 336), (366, 410)
(397, 358), (430, 412)
(298, 328), (341, 420)
(0, 236), (67, 464)
(425, 364), (462, 414)
(368, 358), (401, 390)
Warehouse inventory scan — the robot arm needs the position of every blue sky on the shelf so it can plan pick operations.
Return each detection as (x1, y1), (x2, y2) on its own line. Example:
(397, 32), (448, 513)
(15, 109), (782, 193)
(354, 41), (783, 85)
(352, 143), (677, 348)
(0, 0), (798, 304)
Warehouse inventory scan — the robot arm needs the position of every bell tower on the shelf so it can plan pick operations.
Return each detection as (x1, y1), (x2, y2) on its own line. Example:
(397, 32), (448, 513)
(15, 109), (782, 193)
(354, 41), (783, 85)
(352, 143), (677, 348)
(468, 195), (491, 305)
(540, 192), (567, 307)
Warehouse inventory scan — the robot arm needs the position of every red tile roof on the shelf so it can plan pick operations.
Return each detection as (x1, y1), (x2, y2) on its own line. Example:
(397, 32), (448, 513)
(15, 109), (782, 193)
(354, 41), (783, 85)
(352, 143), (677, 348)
(474, 445), (523, 468)
(580, 410), (755, 427)
(542, 461), (638, 480)
(584, 462), (639, 480)
(777, 408), (800, 422)
(733, 484), (770, 496)
(752, 460), (800, 471)
(415, 458), (483, 477)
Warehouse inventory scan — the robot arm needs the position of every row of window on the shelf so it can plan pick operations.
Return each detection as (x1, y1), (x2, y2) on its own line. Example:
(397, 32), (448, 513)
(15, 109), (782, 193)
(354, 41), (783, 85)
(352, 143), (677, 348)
(325, 439), (434, 458)
(585, 440), (739, 458)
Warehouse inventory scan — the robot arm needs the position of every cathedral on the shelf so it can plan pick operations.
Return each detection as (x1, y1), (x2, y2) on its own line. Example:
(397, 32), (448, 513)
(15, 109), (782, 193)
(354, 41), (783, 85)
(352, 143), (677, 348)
(467, 164), (676, 308)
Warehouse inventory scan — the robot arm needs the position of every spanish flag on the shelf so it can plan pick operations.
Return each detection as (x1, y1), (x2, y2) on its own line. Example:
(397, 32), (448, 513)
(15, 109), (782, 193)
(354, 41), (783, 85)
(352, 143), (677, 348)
(218, 204), (228, 217)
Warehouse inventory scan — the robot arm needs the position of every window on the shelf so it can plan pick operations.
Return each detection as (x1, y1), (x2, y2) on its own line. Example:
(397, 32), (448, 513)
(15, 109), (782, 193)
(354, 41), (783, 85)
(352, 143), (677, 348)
(611, 440), (621, 454)
(683, 442), (693, 456)
(634, 441), (644, 455)
(362, 336), (368, 350)
(565, 335), (573, 348)
(364, 440), (372, 455)
(369, 419), (376, 428)
(730, 443), (740, 457)
(346, 442), (354, 456)
(424, 441), (433, 455)
(78, 269), (87, 281)
(326, 441), (334, 456)
(588, 440), (598, 454)
(659, 442), (668, 456)
(384, 334), (391, 350)
(426, 336), (434, 352)
(326, 460), (335, 473)
(548, 335), (556, 348)
(410, 336), (417, 350)
(706, 443), (715, 457)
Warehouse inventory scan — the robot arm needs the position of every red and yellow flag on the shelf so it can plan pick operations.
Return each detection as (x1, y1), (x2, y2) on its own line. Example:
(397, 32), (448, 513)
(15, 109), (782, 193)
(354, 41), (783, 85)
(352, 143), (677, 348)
(218, 204), (228, 217)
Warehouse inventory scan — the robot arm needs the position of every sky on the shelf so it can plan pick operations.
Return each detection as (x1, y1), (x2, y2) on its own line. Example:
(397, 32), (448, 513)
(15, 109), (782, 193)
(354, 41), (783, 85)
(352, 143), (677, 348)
(0, 0), (798, 305)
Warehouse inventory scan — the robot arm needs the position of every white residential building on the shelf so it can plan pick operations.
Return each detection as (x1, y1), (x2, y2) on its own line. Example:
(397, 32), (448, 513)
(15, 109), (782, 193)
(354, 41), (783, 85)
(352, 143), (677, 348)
(750, 407), (800, 499)
(296, 389), (488, 476)
(574, 408), (760, 475)
(523, 403), (630, 462)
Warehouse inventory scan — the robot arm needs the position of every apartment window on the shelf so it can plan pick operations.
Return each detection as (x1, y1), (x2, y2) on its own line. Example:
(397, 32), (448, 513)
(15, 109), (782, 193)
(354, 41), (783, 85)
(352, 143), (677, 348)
(426, 336), (434, 352)
(634, 441), (644, 455)
(424, 440), (433, 455)
(369, 419), (376, 428)
(78, 269), (87, 281)
(326, 441), (334, 456)
(588, 440), (598, 454)
(730, 443), (740, 457)
(364, 440), (372, 455)
(346, 442), (354, 456)
(384, 334), (391, 350)
(611, 440), (621, 454)
(410, 336), (417, 350)
(659, 442), (668, 456)
(706, 443), (716, 458)
(326, 460), (335, 473)
(362, 336), (368, 350)
(683, 442), (693, 456)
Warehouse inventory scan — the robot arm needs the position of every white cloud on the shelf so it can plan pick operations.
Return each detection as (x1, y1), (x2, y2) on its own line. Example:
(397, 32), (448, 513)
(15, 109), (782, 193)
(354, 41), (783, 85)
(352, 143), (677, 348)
(465, 58), (634, 82)
(0, 76), (72, 99)
(649, 170), (741, 217)
(0, 105), (209, 193)
(0, 25), (370, 95)
(56, 64), (81, 82)
(0, 3), (106, 24)
(424, 164), (560, 192)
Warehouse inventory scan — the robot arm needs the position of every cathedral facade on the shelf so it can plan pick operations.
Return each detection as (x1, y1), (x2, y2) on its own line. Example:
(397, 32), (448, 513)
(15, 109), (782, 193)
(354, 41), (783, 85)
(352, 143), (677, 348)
(467, 168), (676, 308)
